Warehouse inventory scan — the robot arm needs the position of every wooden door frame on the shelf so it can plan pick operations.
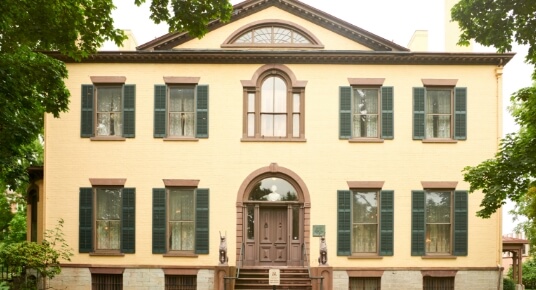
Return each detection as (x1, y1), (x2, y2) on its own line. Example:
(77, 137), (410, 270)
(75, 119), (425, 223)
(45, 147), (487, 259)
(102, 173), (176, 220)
(235, 163), (311, 267)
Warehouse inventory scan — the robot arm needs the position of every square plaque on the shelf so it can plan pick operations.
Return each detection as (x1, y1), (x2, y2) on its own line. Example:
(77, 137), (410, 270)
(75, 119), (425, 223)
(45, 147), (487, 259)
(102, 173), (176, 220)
(312, 225), (325, 237)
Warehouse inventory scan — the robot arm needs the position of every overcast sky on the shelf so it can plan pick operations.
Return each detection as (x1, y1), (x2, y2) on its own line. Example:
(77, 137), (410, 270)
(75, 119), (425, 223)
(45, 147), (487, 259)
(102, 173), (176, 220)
(107, 0), (533, 234)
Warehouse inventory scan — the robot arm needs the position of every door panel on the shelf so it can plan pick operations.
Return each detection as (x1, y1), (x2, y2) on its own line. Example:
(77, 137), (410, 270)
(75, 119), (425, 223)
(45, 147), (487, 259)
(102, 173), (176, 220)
(259, 207), (287, 265)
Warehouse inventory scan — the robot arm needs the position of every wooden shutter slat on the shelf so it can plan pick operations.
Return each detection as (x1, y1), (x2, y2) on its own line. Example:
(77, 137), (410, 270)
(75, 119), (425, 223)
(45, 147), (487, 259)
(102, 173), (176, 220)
(379, 190), (394, 256)
(195, 188), (210, 254)
(123, 85), (136, 138)
(381, 87), (394, 139)
(337, 190), (351, 256)
(413, 88), (425, 140)
(81, 85), (94, 137)
(454, 87), (467, 140)
(196, 85), (209, 138)
(79, 188), (93, 253)
(339, 87), (352, 139)
(154, 85), (167, 138)
(411, 190), (425, 256)
(121, 188), (135, 253)
(453, 190), (468, 256)
(152, 188), (166, 253)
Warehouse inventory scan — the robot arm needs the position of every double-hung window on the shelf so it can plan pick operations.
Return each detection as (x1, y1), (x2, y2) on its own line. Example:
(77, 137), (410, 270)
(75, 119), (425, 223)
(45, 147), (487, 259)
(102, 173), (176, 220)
(154, 77), (209, 139)
(81, 77), (136, 139)
(339, 78), (393, 140)
(337, 183), (393, 256)
(413, 79), (467, 141)
(153, 181), (209, 255)
(79, 181), (136, 254)
(242, 65), (306, 141)
(411, 183), (467, 256)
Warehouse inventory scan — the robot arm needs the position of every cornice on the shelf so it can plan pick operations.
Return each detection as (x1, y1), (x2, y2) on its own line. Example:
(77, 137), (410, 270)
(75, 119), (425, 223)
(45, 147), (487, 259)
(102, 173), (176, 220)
(46, 50), (514, 66)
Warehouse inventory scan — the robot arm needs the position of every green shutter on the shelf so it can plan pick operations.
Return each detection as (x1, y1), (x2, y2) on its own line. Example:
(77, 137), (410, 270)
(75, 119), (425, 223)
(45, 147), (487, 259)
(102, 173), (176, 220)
(123, 85), (136, 138)
(152, 188), (166, 254)
(379, 190), (394, 256)
(411, 190), (425, 256)
(196, 85), (209, 138)
(454, 87), (467, 140)
(453, 190), (468, 256)
(413, 88), (425, 140)
(339, 87), (352, 139)
(195, 188), (210, 254)
(337, 190), (351, 256)
(81, 85), (94, 138)
(381, 86), (394, 139)
(79, 188), (93, 253)
(121, 188), (135, 253)
(154, 85), (167, 138)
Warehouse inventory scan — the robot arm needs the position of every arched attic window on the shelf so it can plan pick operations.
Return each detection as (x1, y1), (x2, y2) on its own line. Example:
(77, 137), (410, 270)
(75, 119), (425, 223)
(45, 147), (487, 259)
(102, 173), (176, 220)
(222, 20), (324, 49)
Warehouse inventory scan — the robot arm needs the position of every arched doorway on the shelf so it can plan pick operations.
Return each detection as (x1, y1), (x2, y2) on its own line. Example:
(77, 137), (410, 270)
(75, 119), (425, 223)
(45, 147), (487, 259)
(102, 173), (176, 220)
(236, 163), (310, 267)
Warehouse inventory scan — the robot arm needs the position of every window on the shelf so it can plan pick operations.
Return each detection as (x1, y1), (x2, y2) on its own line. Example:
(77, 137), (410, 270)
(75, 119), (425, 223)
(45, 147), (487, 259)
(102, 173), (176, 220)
(339, 84), (393, 140)
(165, 275), (197, 290)
(243, 66), (305, 140)
(413, 80), (466, 141)
(349, 277), (381, 290)
(79, 186), (136, 254)
(81, 79), (136, 138)
(411, 189), (467, 256)
(152, 186), (209, 255)
(423, 277), (454, 290)
(154, 78), (209, 139)
(92, 273), (123, 290)
(337, 187), (393, 256)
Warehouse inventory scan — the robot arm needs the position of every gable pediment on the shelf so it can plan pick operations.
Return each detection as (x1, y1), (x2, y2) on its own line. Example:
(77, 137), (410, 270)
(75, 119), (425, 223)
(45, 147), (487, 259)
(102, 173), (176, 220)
(138, 0), (408, 52)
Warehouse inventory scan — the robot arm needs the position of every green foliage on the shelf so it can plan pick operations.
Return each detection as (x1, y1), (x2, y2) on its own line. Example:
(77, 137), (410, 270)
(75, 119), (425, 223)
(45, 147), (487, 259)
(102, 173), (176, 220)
(503, 277), (515, 290)
(507, 258), (536, 288)
(451, 0), (536, 70)
(135, 0), (233, 38)
(0, 219), (73, 289)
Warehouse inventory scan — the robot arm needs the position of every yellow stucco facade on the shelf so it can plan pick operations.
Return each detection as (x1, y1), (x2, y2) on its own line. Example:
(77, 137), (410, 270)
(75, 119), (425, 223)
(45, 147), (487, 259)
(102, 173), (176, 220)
(39, 0), (513, 289)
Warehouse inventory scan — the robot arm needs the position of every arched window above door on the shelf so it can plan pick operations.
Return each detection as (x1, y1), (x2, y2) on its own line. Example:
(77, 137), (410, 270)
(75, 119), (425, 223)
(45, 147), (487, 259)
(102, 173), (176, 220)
(248, 177), (298, 201)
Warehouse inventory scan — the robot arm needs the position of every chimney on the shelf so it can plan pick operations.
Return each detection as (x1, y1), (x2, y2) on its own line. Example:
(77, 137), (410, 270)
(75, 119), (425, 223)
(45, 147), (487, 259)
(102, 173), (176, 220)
(444, 0), (472, 52)
(408, 30), (429, 52)
(119, 30), (138, 51)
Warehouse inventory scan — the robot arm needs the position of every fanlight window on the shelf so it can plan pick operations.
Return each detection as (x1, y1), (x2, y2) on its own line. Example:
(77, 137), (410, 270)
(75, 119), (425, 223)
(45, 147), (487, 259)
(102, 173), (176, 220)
(248, 177), (298, 201)
(234, 26), (312, 45)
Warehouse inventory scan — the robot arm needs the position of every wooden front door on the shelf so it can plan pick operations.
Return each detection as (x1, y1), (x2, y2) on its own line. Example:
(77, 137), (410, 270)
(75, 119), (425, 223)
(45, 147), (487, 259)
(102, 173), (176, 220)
(259, 207), (288, 265)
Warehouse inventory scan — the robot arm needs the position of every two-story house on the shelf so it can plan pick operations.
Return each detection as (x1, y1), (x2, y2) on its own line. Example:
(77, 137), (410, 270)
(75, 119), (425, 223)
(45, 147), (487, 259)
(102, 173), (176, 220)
(34, 0), (513, 289)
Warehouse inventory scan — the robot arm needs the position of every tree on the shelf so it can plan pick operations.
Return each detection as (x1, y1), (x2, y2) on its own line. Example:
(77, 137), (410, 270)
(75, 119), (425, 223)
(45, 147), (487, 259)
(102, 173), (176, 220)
(0, 0), (232, 190)
(451, 0), (536, 70)
(508, 258), (536, 289)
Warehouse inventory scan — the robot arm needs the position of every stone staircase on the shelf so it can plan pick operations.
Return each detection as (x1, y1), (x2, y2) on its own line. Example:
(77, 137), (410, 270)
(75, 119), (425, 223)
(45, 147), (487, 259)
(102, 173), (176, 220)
(234, 267), (312, 290)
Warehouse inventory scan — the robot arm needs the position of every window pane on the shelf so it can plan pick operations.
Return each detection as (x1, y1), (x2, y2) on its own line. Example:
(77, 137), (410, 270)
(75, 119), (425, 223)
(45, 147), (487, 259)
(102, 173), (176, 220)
(261, 78), (274, 112)
(273, 114), (286, 137)
(426, 224), (451, 253)
(97, 87), (122, 136)
(169, 87), (195, 137)
(426, 115), (451, 138)
(248, 93), (255, 112)
(426, 191), (451, 223)
(426, 90), (451, 114)
(235, 31), (252, 43)
(273, 77), (286, 113)
(253, 27), (271, 43)
(248, 113), (255, 137)
(248, 178), (298, 201)
(261, 114), (273, 136)
(349, 277), (381, 290)
(292, 207), (299, 240)
(353, 115), (378, 138)
(353, 89), (379, 138)
(96, 188), (122, 250)
(352, 224), (377, 253)
(247, 206), (254, 240)
(273, 27), (292, 43)
(352, 192), (378, 223)
(293, 93), (300, 113)
(293, 114), (300, 138)
(169, 190), (195, 251)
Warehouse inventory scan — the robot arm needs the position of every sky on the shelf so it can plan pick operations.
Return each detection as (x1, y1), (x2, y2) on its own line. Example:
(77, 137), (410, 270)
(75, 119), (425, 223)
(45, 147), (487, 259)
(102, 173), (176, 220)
(107, 0), (533, 234)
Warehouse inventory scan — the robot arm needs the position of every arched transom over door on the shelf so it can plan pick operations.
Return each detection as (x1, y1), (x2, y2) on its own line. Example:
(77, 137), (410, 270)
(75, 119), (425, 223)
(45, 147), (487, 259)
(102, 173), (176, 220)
(236, 163), (310, 267)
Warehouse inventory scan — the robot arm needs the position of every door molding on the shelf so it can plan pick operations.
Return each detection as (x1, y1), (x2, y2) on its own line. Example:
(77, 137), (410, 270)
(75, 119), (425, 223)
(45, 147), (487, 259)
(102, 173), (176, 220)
(236, 163), (311, 266)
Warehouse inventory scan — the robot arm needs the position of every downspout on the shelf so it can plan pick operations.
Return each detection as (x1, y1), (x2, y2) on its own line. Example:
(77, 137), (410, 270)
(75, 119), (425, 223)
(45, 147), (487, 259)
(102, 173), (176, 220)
(496, 64), (504, 290)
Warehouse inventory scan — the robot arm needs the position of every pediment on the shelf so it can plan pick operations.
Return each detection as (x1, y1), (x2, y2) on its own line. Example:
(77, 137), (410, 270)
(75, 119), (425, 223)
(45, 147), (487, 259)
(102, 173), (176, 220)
(138, 0), (408, 52)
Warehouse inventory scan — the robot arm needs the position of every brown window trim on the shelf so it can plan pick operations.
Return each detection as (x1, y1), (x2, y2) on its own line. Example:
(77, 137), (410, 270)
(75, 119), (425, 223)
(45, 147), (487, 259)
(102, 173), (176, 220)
(421, 79), (458, 87)
(347, 78), (385, 86)
(421, 270), (457, 277)
(163, 137), (199, 142)
(89, 179), (127, 186)
(163, 252), (199, 258)
(421, 181), (458, 189)
(89, 267), (125, 274)
(347, 270), (384, 277)
(163, 179), (200, 188)
(349, 138), (384, 143)
(347, 255), (383, 259)
(90, 136), (127, 141)
(347, 181), (385, 189)
(90, 76), (126, 84)
(89, 252), (125, 257)
(242, 64), (307, 140)
(163, 77), (200, 85)
(421, 255), (458, 260)
(422, 139), (458, 143)
(163, 268), (199, 275)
